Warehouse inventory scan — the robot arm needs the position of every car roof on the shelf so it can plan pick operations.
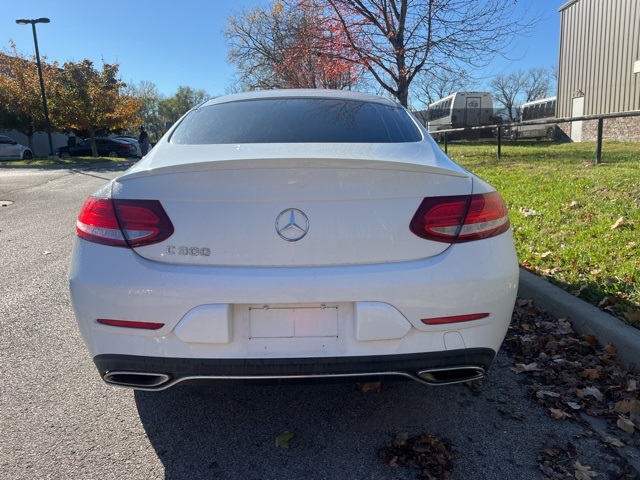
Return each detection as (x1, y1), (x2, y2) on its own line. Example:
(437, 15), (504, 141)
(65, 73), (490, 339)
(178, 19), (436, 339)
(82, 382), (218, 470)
(201, 89), (400, 108)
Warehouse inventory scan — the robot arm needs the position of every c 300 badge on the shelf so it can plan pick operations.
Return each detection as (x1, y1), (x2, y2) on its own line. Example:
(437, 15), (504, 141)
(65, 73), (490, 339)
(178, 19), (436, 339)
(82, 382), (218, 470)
(165, 246), (211, 256)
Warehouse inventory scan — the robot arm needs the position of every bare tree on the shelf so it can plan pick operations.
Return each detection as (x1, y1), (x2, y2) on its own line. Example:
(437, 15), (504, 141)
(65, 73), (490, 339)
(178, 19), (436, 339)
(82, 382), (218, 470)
(490, 70), (527, 122)
(324, 0), (536, 107)
(523, 66), (550, 103)
(413, 68), (473, 108)
(125, 80), (165, 141)
(225, 3), (283, 90)
(491, 66), (553, 122)
(549, 64), (558, 96)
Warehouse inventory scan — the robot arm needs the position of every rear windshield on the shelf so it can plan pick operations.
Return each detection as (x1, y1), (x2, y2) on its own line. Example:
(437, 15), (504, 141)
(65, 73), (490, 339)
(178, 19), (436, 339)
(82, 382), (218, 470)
(170, 98), (422, 144)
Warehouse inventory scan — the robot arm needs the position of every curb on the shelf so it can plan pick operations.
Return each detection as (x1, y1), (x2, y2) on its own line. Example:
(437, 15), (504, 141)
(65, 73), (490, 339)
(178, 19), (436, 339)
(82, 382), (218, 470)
(518, 267), (640, 367)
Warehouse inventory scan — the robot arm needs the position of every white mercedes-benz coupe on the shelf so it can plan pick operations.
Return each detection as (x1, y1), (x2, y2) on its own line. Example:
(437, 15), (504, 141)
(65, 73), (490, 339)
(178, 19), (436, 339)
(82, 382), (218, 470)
(69, 89), (519, 391)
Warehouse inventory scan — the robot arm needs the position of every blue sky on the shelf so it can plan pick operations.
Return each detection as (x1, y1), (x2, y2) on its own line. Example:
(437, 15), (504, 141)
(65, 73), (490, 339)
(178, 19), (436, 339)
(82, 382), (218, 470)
(3, 0), (563, 98)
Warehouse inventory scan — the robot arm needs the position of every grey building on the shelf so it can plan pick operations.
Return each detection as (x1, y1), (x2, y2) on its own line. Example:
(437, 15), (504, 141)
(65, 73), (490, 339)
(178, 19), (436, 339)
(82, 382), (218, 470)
(557, 0), (640, 141)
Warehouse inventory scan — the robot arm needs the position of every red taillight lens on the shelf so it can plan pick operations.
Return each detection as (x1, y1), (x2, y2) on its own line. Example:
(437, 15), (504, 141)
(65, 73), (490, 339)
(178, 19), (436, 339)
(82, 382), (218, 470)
(421, 313), (489, 325)
(97, 319), (164, 330)
(113, 199), (175, 247)
(76, 197), (174, 248)
(77, 197), (127, 246)
(409, 192), (510, 243)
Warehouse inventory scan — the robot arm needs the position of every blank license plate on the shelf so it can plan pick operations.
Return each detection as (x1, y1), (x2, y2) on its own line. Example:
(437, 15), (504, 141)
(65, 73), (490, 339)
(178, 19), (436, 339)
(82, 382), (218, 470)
(249, 306), (338, 338)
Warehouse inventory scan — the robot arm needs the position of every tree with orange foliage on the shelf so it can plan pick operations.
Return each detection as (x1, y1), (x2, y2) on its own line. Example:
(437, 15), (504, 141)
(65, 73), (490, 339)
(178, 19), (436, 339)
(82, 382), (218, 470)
(50, 60), (140, 157)
(271, 0), (360, 89)
(0, 41), (59, 156)
(226, 0), (361, 91)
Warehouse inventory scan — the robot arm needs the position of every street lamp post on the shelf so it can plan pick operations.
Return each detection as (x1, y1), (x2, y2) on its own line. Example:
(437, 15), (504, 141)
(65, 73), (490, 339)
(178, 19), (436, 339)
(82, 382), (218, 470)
(15, 17), (55, 157)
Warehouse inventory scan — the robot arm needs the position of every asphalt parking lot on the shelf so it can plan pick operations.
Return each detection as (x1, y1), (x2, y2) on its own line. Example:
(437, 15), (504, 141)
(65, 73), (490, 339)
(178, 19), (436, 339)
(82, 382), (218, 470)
(1, 165), (637, 479)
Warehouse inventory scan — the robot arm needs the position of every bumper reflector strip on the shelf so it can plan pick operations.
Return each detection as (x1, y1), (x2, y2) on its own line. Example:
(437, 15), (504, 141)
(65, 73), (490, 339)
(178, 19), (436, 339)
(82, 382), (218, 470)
(421, 313), (489, 325)
(97, 319), (165, 330)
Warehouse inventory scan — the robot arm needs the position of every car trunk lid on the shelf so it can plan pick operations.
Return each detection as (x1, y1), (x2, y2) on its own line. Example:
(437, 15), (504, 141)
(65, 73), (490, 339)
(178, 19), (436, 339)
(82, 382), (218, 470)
(112, 143), (472, 267)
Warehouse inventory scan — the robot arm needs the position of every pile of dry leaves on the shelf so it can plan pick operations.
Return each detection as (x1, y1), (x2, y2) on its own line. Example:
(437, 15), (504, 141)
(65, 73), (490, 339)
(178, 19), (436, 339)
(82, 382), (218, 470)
(506, 299), (640, 436)
(378, 298), (640, 478)
(378, 433), (454, 479)
(507, 298), (640, 478)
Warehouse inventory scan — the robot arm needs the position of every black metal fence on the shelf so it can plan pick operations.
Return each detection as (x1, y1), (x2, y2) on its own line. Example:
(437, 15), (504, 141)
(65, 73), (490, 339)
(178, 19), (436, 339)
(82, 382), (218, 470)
(430, 110), (640, 164)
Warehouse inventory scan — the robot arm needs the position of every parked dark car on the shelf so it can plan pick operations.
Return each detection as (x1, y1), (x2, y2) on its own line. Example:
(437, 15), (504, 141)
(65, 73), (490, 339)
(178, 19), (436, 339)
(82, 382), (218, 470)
(113, 136), (143, 157)
(55, 138), (138, 159)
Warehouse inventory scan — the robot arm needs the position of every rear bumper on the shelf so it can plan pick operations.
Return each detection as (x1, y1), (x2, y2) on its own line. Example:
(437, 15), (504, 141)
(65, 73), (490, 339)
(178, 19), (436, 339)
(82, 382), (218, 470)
(70, 231), (519, 389)
(95, 348), (495, 391)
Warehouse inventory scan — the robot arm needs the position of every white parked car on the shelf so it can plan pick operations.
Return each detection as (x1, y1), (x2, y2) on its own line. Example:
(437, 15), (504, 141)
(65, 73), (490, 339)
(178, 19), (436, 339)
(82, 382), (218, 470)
(69, 89), (519, 391)
(0, 135), (33, 160)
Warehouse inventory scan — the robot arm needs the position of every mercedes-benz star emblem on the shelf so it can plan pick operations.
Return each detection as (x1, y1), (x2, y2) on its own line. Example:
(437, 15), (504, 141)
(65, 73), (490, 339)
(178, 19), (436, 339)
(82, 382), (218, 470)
(275, 208), (309, 242)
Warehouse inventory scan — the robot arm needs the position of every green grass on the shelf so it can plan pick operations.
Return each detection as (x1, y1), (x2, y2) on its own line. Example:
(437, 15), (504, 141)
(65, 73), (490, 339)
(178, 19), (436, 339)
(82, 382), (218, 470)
(0, 156), (134, 167)
(448, 140), (640, 326)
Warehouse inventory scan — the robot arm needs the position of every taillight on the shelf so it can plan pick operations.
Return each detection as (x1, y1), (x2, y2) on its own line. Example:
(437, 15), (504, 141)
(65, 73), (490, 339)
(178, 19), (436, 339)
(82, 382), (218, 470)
(410, 192), (509, 243)
(76, 197), (174, 248)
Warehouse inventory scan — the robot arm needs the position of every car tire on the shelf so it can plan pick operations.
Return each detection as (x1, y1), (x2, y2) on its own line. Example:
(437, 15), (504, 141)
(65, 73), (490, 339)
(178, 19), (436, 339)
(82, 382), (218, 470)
(22, 150), (33, 160)
(547, 127), (555, 140)
(510, 131), (518, 141)
(108, 151), (118, 158)
(60, 151), (71, 159)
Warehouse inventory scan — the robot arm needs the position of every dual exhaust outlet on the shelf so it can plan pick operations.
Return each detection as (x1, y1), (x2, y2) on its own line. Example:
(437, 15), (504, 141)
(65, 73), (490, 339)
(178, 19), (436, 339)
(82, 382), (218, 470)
(103, 365), (486, 391)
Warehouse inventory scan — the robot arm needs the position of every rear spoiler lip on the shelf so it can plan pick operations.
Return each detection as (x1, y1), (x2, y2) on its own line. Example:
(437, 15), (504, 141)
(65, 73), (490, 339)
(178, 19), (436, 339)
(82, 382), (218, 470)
(120, 143), (469, 181)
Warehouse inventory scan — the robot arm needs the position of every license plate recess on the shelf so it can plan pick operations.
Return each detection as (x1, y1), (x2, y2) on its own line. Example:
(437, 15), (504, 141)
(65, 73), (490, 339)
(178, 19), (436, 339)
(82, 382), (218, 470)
(249, 305), (338, 338)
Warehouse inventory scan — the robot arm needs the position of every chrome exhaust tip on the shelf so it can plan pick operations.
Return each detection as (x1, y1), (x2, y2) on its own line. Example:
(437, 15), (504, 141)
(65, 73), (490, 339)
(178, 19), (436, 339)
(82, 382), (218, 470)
(103, 371), (170, 389)
(417, 366), (485, 385)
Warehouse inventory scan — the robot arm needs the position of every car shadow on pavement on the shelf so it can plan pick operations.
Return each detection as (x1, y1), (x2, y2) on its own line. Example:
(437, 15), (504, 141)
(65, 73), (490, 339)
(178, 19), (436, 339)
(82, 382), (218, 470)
(133, 354), (582, 480)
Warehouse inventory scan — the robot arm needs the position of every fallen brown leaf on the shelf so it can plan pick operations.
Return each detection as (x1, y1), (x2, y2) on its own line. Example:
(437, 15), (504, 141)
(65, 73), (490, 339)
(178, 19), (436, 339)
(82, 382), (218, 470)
(610, 216), (624, 230)
(603, 343), (617, 356)
(582, 333), (598, 346)
(603, 436), (625, 447)
(357, 382), (382, 393)
(393, 432), (409, 447)
(582, 386), (603, 402)
(549, 408), (571, 420)
(567, 401), (582, 410)
(615, 398), (640, 415)
(574, 461), (598, 479)
(580, 368), (600, 380)
(624, 309), (640, 325)
(510, 362), (540, 374)
(617, 415), (635, 434)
